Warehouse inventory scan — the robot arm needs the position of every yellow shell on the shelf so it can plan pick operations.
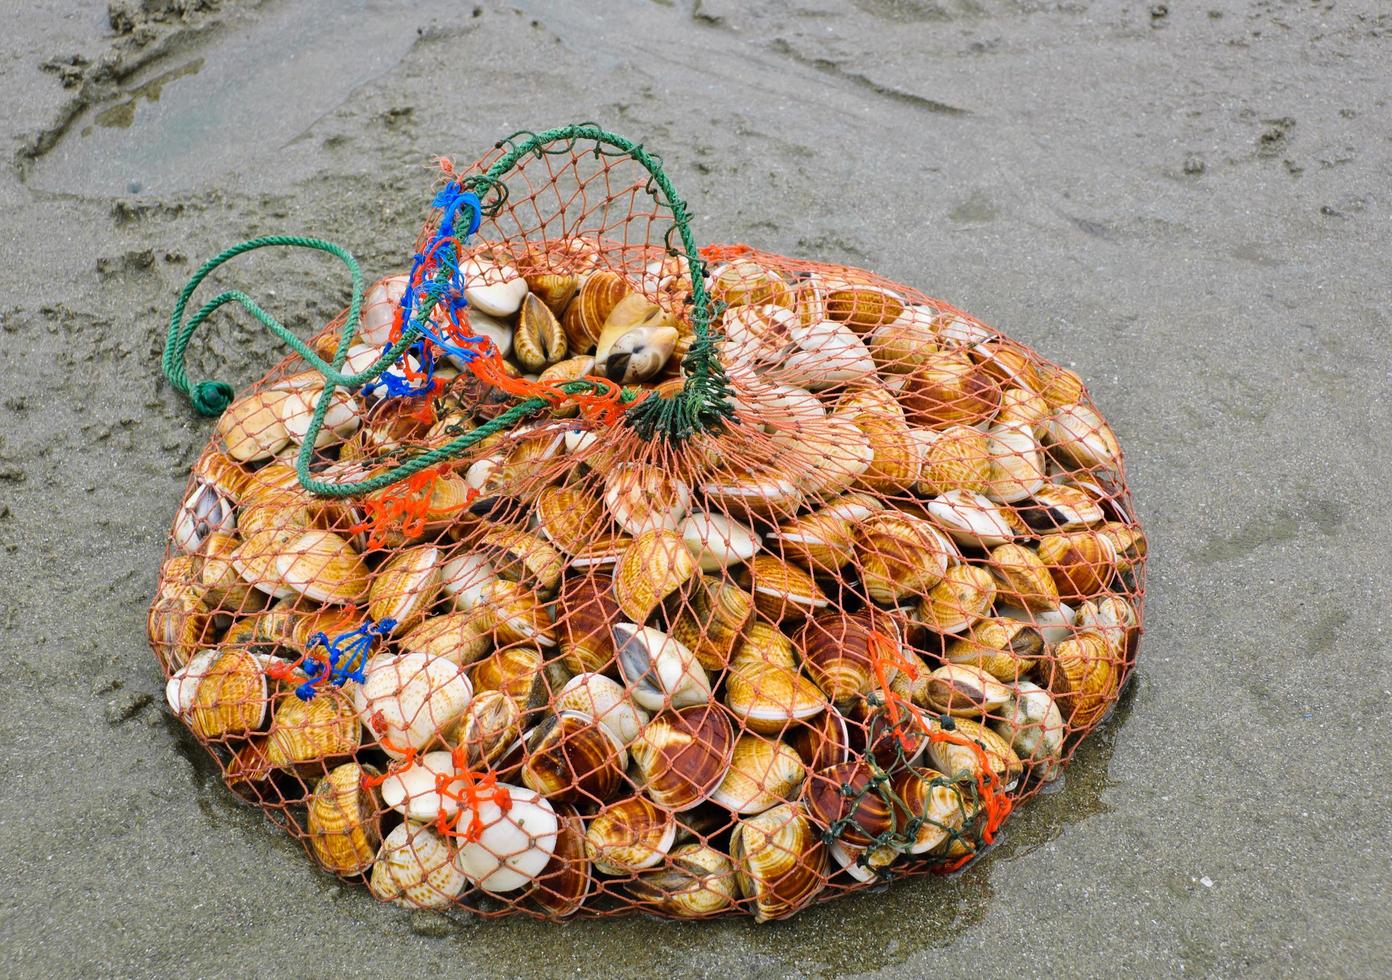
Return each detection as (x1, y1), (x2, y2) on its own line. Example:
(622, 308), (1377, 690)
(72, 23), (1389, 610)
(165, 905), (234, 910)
(1037, 529), (1118, 600)
(1098, 521), (1147, 574)
(890, 768), (968, 855)
(711, 736), (807, 814)
(274, 529), (370, 605)
(442, 688), (522, 768)
(562, 269), (633, 354)
(987, 542), (1061, 611)
(869, 306), (939, 374)
(307, 762), (382, 876)
(1047, 629), (1117, 730)
(230, 525), (302, 599)
(925, 717), (1022, 790)
(514, 292), (569, 371)
(852, 413), (922, 493)
(613, 528), (699, 623)
(586, 796), (677, 875)
(397, 608), (493, 666)
(479, 578), (556, 648)
(471, 644), (547, 716)
(668, 576), (754, 672)
(916, 564), (996, 635)
(900, 350), (1001, 428)
(943, 617), (1045, 682)
(1036, 363), (1086, 410)
(710, 260), (793, 310)
(535, 484), (613, 556)
(769, 508), (856, 572)
(725, 661), (827, 737)
(265, 689), (361, 770)
(996, 386), (1051, 436)
(730, 802), (828, 923)
(916, 425), (991, 496)
(741, 555), (830, 622)
(147, 587), (213, 669)
(478, 525), (564, 597)
(603, 463), (691, 537)
(195, 531), (263, 613)
(854, 510), (954, 605)
(370, 822), (467, 908)
(823, 283), (905, 332)
(217, 388), (291, 462)
(366, 545), (441, 633)
(190, 648), (268, 738)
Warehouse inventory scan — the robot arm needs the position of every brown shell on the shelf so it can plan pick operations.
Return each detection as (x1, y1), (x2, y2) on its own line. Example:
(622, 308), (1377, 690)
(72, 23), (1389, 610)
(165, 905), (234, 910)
(630, 705), (736, 812)
(556, 573), (623, 675)
(916, 564), (997, 636)
(479, 578), (556, 649)
(563, 269), (633, 353)
(889, 768), (968, 855)
(585, 795), (676, 876)
(899, 350), (1002, 428)
(740, 555), (830, 622)
(925, 717), (1023, 790)
(769, 509), (855, 572)
(710, 260), (793, 311)
(786, 706), (852, 773)
(471, 644), (547, 716)
(853, 510), (953, 605)
(917, 425), (992, 496)
(442, 688), (521, 768)
(730, 802), (828, 923)
(724, 661), (827, 737)
(972, 340), (1042, 392)
(528, 806), (591, 917)
(944, 617), (1045, 682)
(147, 588), (214, 670)
(265, 688), (361, 770)
(307, 762), (382, 876)
(987, 542), (1062, 612)
(852, 413), (922, 493)
(824, 284), (904, 332)
(802, 760), (895, 847)
(522, 710), (625, 803)
(1098, 521), (1147, 574)
(535, 484), (613, 557)
(478, 525), (565, 597)
(1037, 363), (1086, 410)
(196, 531), (265, 613)
(190, 648), (268, 739)
(1037, 529), (1119, 599)
(514, 292), (569, 371)
(795, 610), (895, 704)
(626, 843), (737, 918)
(669, 576), (754, 673)
(397, 609), (493, 666)
(923, 664), (1013, 718)
(1047, 629), (1118, 729)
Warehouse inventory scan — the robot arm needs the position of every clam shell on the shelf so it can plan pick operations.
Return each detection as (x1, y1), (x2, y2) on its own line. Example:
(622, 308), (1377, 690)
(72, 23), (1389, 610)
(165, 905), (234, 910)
(195, 531), (263, 612)
(192, 450), (250, 501)
(830, 840), (898, 883)
(367, 545), (441, 633)
(442, 688), (522, 769)
(769, 509), (855, 572)
(613, 528), (699, 624)
(528, 806), (591, 917)
(678, 512), (761, 572)
(439, 551), (499, 612)
(852, 413), (923, 493)
(554, 672), (649, 747)
(165, 650), (219, 716)
(721, 303), (799, 367)
(614, 623), (711, 712)
(586, 795), (677, 876)
(992, 680), (1065, 782)
(944, 617), (1045, 682)
(217, 388), (292, 463)
(802, 760), (895, 847)
(556, 573), (622, 675)
(924, 717), (1022, 791)
(824, 283), (905, 332)
(480, 578), (557, 648)
(984, 422), (1047, 504)
(778, 320), (877, 390)
(627, 843), (737, 918)
(699, 464), (804, 521)
(1036, 363), (1086, 410)
(668, 576), (755, 672)
(1046, 402), (1121, 471)
(594, 292), (678, 361)
(308, 762), (382, 875)
(741, 555), (830, 622)
(535, 484), (613, 556)
(229, 525), (301, 600)
(370, 822), (467, 908)
(1037, 529), (1118, 599)
(786, 706), (852, 773)
(604, 463), (691, 537)
(514, 292), (569, 371)
(710, 261), (793, 310)
(452, 783), (560, 893)
(190, 648), (268, 738)
(274, 530), (370, 605)
(900, 350), (1001, 428)
(996, 386), (1052, 436)
(461, 254), (528, 317)
(730, 622), (798, 671)
(602, 324), (680, 385)
(1046, 629), (1117, 729)
(916, 564), (996, 635)
(725, 660), (827, 736)
(380, 749), (460, 822)
(769, 413), (873, 499)
(998, 600), (1078, 645)
(522, 710), (626, 803)
(915, 425), (991, 497)
(174, 482), (237, 554)
(987, 542), (1061, 612)
(1098, 520), (1147, 574)
(148, 588), (214, 669)
(397, 609), (493, 667)
(890, 768), (968, 854)
(631, 704), (736, 812)
(478, 525), (564, 597)
(358, 273), (407, 346)
(1078, 595), (1137, 656)
(730, 802), (828, 923)
(854, 510), (955, 605)
(265, 688), (361, 769)
(1021, 483), (1106, 532)
(711, 736), (807, 814)
(523, 267), (580, 318)
(922, 664), (1012, 718)
(471, 644), (547, 717)
(562, 269), (633, 353)
(972, 340), (1042, 393)
(795, 611), (898, 704)
(279, 383), (361, 448)
(869, 304), (940, 374)
(352, 651), (473, 758)
(928, 490), (1016, 549)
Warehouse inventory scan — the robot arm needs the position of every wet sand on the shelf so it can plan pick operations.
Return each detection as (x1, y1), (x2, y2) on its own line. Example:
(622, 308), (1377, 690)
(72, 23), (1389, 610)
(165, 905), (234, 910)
(1, 1), (1389, 976)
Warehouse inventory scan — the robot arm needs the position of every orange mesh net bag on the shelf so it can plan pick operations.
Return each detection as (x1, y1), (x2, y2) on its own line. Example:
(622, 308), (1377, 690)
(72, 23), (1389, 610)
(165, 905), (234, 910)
(152, 125), (1146, 922)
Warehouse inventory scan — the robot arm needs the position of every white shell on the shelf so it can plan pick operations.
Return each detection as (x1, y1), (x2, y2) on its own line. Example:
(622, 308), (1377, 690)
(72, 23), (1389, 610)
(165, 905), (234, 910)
(371, 822), (468, 909)
(461, 257), (528, 318)
(678, 512), (762, 572)
(353, 652), (473, 758)
(992, 680), (1065, 782)
(934, 313), (995, 347)
(279, 385), (361, 447)
(603, 464), (691, 537)
(173, 483), (236, 554)
(778, 320), (877, 390)
(1046, 403), (1121, 471)
(342, 343), (422, 400)
(440, 552), (498, 612)
(164, 650), (219, 716)
(557, 673), (650, 747)
(360, 274), (409, 346)
(564, 428), (598, 455)
(380, 750), (460, 822)
(451, 784), (559, 893)
(984, 421), (1046, 504)
(997, 602), (1077, 645)
(927, 489), (1015, 548)
(454, 309), (513, 362)
(613, 624), (712, 712)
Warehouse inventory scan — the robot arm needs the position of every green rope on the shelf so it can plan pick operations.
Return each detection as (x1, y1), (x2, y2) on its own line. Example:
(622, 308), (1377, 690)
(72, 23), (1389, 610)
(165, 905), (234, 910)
(162, 125), (738, 499)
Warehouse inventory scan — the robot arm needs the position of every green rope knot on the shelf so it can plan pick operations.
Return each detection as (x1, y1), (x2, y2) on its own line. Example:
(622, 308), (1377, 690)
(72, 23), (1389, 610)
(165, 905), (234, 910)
(191, 379), (235, 417)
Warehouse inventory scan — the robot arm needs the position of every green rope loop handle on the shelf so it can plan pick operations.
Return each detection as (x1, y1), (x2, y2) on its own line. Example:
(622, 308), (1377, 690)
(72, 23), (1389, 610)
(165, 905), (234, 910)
(162, 126), (734, 499)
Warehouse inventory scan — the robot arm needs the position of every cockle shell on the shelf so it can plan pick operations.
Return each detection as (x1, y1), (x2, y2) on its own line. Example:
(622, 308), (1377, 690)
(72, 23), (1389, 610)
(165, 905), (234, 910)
(522, 710), (627, 804)
(944, 617), (1045, 682)
(922, 664), (1012, 718)
(917, 564), (997, 635)
(1098, 520), (1147, 574)
(984, 422), (1047, 504)
(1078, 595), (1137, 656)
(397, 609), (493, 666)
(987, 542), (1061, 612)
(614, 623), (711, 712)
(796, 611), (898, 704)
(452, 783), (560, 893)
(854, 510), (955, 604)
(630, 705), (735, 812)
(379, 749), (461, 823)
(278, 383), (361, 448)
(442, 688), (522, 768)
(367, 545), (441, 633)
(604, 463), (691, 538)
(471, 644), (547, 717)
(769, 412), (874, 500)
(229, 526), (301, 600)
(523, 262), (580, 317)
(265, 688), (361, 769)
(852, 413), (923, 493)
(996, 386), (1052, 436)
(769, 508), (856, 572)
(461, 255), (528, 317)
(477, 578), (556, 649)
(353, 651), (473, 758)
(555, 574), (622, 675)
(627, 843), (737, 918)
(527, 807), (591, 918)
(824, 283), (905, 332)
(678, 512), (761, 572)
(1046, 402), (1122, 472)
(778, 320), (877, 391)
(710, 261), (793, 310)
(554, 672), (649, 748)
(869, 304), (940, 374)
(217, 388), (291, 463)
(308, 761), (382, 875)
(358, 273), (407, 346)
(613, 528), (699, 623)
(787, 706), (852, 773)
(148, 588), (214, 669)
(889, 768), (968, 855)
(992, 680), (1065, 782)
(370, 822), (467, 908)
(1023, 483), (1107, 532)
(724, 655), (827, 736)
(730, 802), (828, 923)
(711, 736), (807, 814)
(914, 424), (991, 497)
(190, 647), (268, 738)
(802, 760), (895, 847)
(1037, 529), (1118, 599)
(928, 490), (1016, 549)
(668, 576), (755, 672)
(998, 600), (1078, 645)
(1047, 629), (1118, 729)
(195, 531), (262, 612)
(699, 465), (804, 521)
(535, 484), (613, 556)
(586, 795), (677, 876)
(478, 525), (564, 597)
(740, 555), (830, 622)
(514, 292), (569, 371)
(900, 350), (1001, 428)
(972, 340), (1042, 393)
(1035, 363), (1085, 410)
(439, 551), (498, 613)
(174, 483), (237, 554)
(602, 324), (680, 385)
(164, 650), (218, 717)
(274, 530), (370, 605)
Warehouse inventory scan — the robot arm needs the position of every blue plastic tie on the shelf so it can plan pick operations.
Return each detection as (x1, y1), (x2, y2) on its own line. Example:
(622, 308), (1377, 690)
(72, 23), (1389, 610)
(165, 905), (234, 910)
(295, 617), (398, 701)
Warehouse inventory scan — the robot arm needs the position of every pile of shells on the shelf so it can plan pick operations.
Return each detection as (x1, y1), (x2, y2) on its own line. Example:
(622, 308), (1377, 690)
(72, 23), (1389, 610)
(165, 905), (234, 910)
(152, 240), (1144, 922)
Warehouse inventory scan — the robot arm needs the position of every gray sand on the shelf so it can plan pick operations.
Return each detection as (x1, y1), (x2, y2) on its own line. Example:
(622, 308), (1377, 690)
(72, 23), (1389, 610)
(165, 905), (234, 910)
(1, 1), (1389, 976)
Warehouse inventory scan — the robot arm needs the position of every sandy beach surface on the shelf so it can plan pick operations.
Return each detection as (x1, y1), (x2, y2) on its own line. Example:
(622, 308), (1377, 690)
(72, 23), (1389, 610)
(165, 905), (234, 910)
(1, 1), (1388, 976)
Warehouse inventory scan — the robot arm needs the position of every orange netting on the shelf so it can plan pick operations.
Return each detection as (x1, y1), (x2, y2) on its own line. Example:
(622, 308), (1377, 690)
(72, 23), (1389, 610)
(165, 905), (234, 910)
(151, 128), (1145, 922)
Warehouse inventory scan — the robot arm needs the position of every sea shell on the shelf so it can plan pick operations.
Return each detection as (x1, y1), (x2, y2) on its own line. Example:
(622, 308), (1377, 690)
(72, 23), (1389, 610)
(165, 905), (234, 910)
(461, 255), (528, 317)
(916, 564), (997, 635)
(307, 761), (382, 875)
(824, 283), (905, 332)
(996, 386), (1052, 436)
(194, 532), (262, 612)
(630, 705), (736, 812)
(1021, 483), (1106, 532)
(439, 551), (499, 612)
(854, 510), (955, 604)
(614, 623), (711, 712)
(796, 611), (898, 704)
(733, 379), (826, 431)
(379, 749), (461, 822)
(1036, 363), (1086, 411)
(944, 617), (1045, 682)
(924, 717), (1023, 791)
(915, 425), (991, 497)
(586, 795), (677, 876)
(724, 654), (827, 737)
(370, 822), (467, 908)
(594, 292), (678, 360)
(613, 528), (699, 623)
(535, 484), (613, 557)
(1078, 595), (1138, 656)
(852, 413), (923, 493)
(770, 413), (873, 499)
(678, 512), (761, 572)
(478, 525), (564, 598)
(279, 383), (361, 448)
(472, 644), (547, 717)
(709, 261), (793, 310)
(986, 542), (1061, 612)
(555, 574), (622, 675)
(777, 320), (877, 391)
(668, 576), (755, 672)
(602, 324), (680, 384)
(367, 545), (441, 633)
(972, 340), (1042, 393)
(229, 526), (301, 600)
(265, 688), (361, 770)
(148, 588), (214, 669)
(627, 843), (737, 918)
(514, 293), (569, 371)
(173, 482), (237, 554)
(397, 609), (493, 666)
(358, 273), (407, 346)
(523, 257), (581, 316)
(1098, 520), (1147, 574)
(1037, 529), (1118, 599)
(927, 490), (1016, 549)
(740, 555), (830, 622)
(522, 710), (627, 804)
(730, 802), (828, 923)
(802, 760), (895, 847)
(720, 303), (798, 366)
(604, 463), (691, 538)
(889, 768), (968, 855)
(786, 706), (852, 773)
(274, 530), (370, 605)
(1047, 629), (1117, 729)
(992, 680), (1065, 781)
(217, 388), (291, 463)
(1046, 402), (1122, 472)
(698, 465), (804, 521)
(997, 600), (1078, 645)
(442, 688), (521, 769)
(553, 672), (649, 748)
(479, 578), (557, 649)
(353, 651), (473, 758)
(524, 806), (591, 918)
(711, 736), (807, 814)
(164, 649), (218, 717)
(768, 508), (855, 572)
(984, 422), (1047, 504)
(452, 783), (560, 893)
(900, 350), (1001, 428)
(922, 664), (1012, 718)
(190, 648), (268, 738)
(869, 305), (940, 374)
(562, 269), (633, 353)
(830, 840), (898, 883)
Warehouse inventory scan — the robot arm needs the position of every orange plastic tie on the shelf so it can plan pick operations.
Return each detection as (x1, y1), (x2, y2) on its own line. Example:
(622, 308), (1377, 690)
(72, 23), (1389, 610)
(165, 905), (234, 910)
(433, 746), (513, 843)
(698, 242), (754, 264)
